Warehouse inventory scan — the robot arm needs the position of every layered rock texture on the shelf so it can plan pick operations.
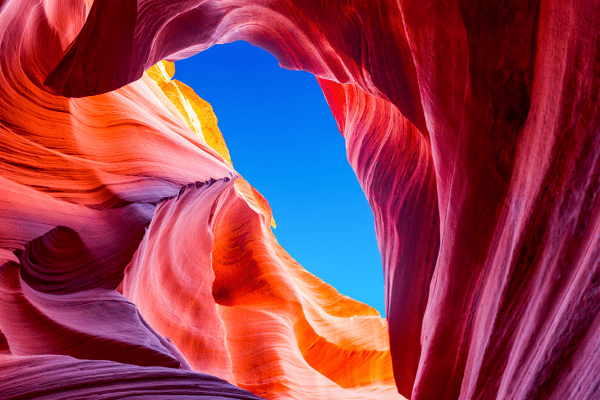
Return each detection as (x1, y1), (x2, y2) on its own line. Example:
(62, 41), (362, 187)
(1, 0), (599, 399)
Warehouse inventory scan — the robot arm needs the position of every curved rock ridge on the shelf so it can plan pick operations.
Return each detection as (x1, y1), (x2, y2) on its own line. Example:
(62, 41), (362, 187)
(120, 175), (401, 399)
(317, 78), (441, 395)
(0, 257), (189, 369)
(0, 0), (401, 399)
(1, 0), (600, 399)
(120, 177), (238, 382)
(0, 355), (263, 399)
(44, 0), (427, 131)
(145, 60), (233, 166)
(210, 178), (399, 398)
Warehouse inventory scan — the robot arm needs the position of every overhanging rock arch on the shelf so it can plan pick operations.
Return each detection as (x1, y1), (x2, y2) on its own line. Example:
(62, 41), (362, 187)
(0, 0), (598, 399)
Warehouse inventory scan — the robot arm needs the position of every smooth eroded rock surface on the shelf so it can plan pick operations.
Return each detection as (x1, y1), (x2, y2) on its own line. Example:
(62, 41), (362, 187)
(1, 0), (599, 399)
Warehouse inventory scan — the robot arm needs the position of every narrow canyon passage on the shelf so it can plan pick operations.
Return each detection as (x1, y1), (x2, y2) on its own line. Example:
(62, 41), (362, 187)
(1, 0), (600, 399)
(174, 41), (385, 315)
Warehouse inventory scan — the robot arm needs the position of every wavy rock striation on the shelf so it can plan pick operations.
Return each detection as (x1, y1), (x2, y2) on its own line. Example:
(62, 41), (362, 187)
(0, 0), (400, 399)
(1, 0), (599, 399)
(0, 355), (262, 399)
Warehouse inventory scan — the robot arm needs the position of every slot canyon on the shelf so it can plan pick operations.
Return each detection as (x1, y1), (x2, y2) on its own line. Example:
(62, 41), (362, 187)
(0, 0), (599, 399)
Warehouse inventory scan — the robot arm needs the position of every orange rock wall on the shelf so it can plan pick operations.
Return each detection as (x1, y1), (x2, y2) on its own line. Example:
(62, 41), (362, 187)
(0, 0), (400, 399)
(1, 0), (600, 399)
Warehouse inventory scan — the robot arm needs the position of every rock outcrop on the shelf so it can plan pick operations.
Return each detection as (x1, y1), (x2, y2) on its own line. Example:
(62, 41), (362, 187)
(0, 0), (399, 398)
(1, 0), (599, 399)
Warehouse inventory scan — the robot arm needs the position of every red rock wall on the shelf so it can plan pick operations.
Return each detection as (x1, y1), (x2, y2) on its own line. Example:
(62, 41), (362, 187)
(1, 0), (599, 399)
(0, 0), (401, 398)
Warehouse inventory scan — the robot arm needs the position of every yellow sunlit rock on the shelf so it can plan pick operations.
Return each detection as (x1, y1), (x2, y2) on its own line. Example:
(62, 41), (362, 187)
(146, 61), (232, 165)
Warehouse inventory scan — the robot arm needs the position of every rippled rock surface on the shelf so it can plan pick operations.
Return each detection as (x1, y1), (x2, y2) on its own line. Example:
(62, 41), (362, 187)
(1, 0), (599, 399)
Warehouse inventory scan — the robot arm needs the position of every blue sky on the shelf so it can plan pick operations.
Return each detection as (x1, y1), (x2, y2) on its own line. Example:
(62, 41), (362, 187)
(175, 41), (385, 316)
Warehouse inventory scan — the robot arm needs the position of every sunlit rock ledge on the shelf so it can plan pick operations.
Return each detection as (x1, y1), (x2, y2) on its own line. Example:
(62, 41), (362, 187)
(1, 0), (600, 399)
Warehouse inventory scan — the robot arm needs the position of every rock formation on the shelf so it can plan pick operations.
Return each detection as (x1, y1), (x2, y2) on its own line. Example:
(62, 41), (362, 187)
(1, 0), (599, 399)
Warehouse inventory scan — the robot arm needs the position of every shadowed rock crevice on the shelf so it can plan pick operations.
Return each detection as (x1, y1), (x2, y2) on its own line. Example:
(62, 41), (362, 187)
(1, 0), (599, 398)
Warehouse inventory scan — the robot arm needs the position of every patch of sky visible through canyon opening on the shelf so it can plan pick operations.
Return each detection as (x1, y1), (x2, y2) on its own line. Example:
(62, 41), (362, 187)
(175, 41), (385, 316)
